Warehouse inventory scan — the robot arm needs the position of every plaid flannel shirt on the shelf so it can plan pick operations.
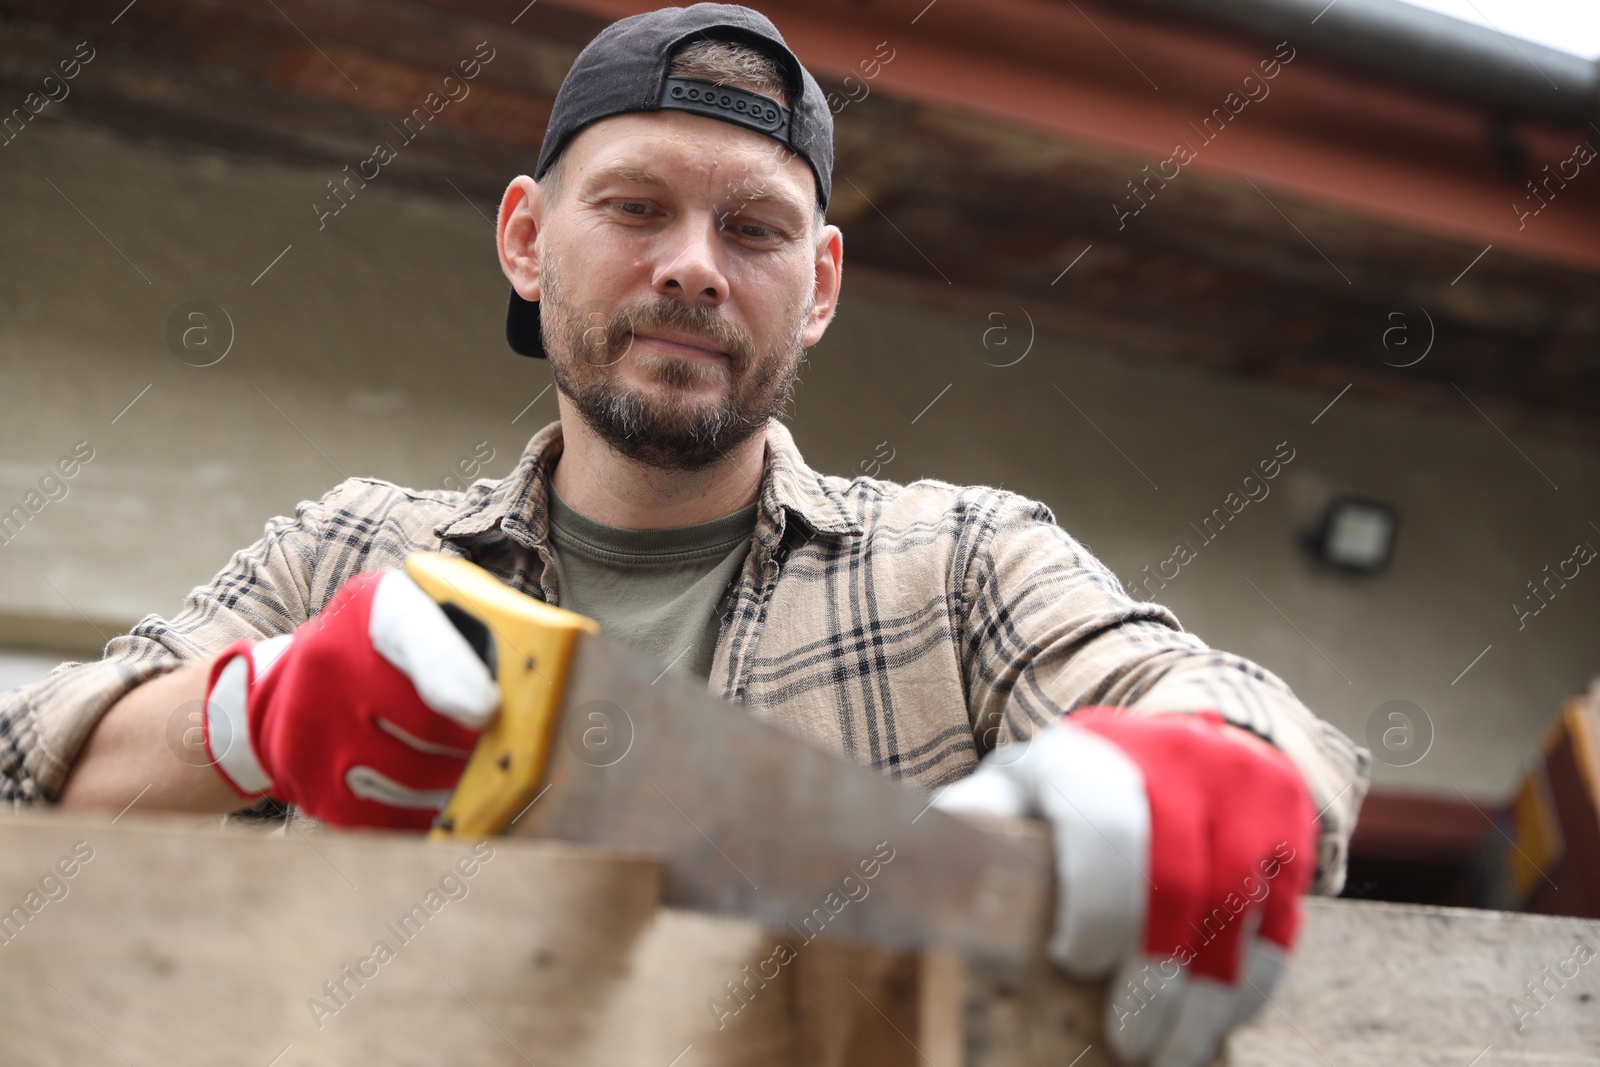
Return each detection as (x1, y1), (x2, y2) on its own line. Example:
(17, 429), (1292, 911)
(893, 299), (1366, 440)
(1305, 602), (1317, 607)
(0, 418), (1368, 892)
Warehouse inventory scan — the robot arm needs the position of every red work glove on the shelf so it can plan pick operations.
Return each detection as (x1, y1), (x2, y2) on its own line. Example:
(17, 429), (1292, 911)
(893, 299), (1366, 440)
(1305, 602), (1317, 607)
(203, 569), (500, 829)
(934, 707), (1317, 1067)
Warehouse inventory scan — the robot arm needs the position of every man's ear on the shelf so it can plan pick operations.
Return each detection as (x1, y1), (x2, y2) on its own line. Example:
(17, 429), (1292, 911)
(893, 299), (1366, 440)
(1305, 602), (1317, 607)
(801, 224), (844, 348)
(497, 175), (545, 301)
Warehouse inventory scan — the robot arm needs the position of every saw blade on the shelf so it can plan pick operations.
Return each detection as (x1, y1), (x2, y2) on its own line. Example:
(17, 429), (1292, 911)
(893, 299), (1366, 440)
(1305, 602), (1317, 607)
(505, 631), (1052, 961)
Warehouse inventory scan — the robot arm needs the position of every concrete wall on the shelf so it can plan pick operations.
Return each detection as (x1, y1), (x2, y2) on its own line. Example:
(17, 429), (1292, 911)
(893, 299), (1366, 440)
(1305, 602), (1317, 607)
(2, 121), (1597, 799)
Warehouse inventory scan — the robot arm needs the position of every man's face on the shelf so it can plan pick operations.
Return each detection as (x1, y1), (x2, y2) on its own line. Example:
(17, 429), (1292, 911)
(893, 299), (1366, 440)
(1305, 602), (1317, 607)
(512, 108), (838, 472)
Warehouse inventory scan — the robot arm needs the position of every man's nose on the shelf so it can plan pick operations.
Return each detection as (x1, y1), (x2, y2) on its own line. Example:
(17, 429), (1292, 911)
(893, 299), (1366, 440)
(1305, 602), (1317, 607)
(651, 215), (729, 307)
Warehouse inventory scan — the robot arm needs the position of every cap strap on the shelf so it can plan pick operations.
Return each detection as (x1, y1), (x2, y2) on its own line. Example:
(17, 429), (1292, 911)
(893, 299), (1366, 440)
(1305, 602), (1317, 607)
(658, 76), (792, 143)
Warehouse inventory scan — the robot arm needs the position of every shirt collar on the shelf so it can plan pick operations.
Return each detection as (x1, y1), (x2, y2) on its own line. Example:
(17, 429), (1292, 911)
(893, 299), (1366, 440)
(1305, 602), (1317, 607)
(434, 417), (864, 551)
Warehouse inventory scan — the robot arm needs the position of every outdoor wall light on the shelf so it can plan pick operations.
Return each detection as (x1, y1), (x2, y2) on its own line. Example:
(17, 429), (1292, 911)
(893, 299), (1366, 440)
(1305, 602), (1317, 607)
(1314, 497), (1398, 573)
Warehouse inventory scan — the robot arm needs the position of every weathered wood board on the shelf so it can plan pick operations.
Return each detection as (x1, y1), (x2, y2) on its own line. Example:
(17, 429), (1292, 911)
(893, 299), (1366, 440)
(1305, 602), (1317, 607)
(0, 811), (1595, 1066)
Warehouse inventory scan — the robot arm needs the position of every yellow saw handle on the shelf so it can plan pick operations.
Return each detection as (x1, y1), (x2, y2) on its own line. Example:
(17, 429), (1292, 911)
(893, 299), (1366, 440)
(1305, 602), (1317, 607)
(403, 552), (599, 841)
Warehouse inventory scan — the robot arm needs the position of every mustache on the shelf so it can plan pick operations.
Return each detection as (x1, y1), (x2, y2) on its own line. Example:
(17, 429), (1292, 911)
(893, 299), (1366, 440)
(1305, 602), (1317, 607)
(580, 298), (754, 368)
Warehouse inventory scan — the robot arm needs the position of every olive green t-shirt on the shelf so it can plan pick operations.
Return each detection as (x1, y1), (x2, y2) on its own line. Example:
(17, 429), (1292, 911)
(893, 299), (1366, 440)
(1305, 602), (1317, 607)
(545, 486), (758, 682)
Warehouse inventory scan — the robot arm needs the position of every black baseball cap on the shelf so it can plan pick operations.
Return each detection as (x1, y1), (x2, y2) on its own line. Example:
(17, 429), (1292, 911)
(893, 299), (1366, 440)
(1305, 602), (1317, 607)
(506, 3), (834, 359)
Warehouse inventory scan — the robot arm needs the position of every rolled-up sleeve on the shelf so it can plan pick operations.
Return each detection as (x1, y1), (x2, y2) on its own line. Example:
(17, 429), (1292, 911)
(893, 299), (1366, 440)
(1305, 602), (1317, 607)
(0, 491), (329, 805)
(959, 495), (1370, 896)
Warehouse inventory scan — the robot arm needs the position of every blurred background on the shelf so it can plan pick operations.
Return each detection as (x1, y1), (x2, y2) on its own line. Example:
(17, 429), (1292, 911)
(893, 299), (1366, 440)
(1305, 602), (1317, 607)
(1, 0), (1597, 914)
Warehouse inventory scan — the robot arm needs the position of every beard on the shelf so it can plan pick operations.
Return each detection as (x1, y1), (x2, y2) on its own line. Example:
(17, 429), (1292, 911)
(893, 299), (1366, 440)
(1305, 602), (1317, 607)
(539, 256), (810, 473)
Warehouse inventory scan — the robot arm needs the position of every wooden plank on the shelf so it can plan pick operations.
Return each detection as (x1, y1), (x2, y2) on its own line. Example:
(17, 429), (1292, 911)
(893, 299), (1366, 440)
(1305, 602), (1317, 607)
(1529, 694), (1600, 919)
(0, 811), (666, 1065)
(0, 810), (932, 1066)
(959, 897), (1600, 1066)
(4, 807), (1600, 1064)
(919, 949), (966, 1067)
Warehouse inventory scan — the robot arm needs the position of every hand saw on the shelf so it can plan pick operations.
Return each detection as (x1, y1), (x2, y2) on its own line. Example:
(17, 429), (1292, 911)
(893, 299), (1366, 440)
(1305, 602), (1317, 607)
(406, 551), (1051, 961)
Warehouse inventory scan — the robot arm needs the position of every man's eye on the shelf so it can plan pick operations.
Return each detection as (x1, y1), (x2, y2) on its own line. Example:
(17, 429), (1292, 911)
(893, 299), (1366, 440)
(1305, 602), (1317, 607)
(615, 201), (656, 217)
(722, 217), (779, 241)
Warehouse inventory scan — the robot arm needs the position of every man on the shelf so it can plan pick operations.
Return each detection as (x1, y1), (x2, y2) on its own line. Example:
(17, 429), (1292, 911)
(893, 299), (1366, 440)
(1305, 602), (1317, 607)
(1, 5), (1368, 1064)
